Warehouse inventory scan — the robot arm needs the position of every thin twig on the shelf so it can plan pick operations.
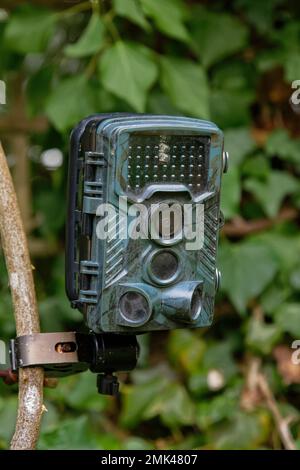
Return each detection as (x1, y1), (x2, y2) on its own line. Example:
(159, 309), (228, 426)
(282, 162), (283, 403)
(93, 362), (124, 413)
(222, 207), (298, 238)
(0, 142), (44, 450)
(242, 356), (297, 450)
(257, 373), (297, 451)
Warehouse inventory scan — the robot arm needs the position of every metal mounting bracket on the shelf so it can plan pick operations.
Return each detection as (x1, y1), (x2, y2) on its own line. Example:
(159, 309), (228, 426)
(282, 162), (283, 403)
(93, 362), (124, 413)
(9, 332), (139, 395)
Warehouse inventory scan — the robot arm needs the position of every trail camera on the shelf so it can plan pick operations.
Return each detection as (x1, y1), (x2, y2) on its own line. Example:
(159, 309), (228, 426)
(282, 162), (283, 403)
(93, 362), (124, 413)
(9, 114), (227, 396)
(66, 114), (226, 333)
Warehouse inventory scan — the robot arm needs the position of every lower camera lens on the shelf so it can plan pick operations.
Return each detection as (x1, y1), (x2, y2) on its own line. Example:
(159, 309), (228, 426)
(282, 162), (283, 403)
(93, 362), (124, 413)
(119, 291), (151, 325)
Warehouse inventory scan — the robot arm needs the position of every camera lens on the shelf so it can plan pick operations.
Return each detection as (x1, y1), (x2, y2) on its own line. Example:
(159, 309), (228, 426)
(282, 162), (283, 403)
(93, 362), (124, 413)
(150, 250), (179, 282)
(190, 287), (202, 320)
(119, 291), (151, 325)
(151, 203), (183, 244)
(158, 209), (180, 238)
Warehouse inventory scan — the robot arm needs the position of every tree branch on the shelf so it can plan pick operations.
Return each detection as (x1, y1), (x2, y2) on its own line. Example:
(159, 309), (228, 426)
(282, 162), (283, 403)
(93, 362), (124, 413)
(222, 207), (299, 238)
(0, 142), (44, 450)
(0, 115), (48, 134)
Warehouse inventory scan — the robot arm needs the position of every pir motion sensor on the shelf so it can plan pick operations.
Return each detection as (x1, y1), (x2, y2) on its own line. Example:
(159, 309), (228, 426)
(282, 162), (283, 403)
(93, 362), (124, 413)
(95, 196), (205, 251)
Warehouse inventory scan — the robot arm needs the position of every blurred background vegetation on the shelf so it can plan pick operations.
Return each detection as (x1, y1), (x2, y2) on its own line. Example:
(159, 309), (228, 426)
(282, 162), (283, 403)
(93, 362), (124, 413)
(0, 0), (300, 450)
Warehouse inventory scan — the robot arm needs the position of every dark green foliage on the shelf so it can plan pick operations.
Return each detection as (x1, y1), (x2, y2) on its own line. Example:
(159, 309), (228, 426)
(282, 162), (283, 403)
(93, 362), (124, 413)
(0, 0), (300, 450)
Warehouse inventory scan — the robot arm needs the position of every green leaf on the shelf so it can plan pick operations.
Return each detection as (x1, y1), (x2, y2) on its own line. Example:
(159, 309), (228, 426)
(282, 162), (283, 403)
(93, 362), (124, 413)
(261, 284), (291, 314)
(211, 411), (270, 450)
(64, 14), (105, 58)
(34, 189), (65, 235)
(140, 0), (189, 42)
(95, 434), (121, 451)
(196, 386), (240, 429)
(190, 7), (248, 67)
(170, 434), (205, 450)
(4, 6), (56, 54)
(221, 166), (241, 219)
(147, 91), (179, 115)
(242, 155), (270, 179)
(211, 62), (253, 91)
(223, 128), (256, 166)
(210, 88), (254, 128)
(284, 53), (300, 82)
(26, 66), (53, 117)
(256, 48), (284, 73)
(39, 297), (71, 332)
(246, 317), (282, 355)
(244, 171), (299, 218)
(188, 342), (238, 396)
(235, 0), (282, 34)
(202, 342), (238, 383)
(145, 383), (196, 428)
(168, 330), (206, 374)
(123, 437), (155, 450)
(45, 75), (96, 131)
(120, 374), (169, 428)
(114, 0), (150, 31)
(219, 241), (279, 313)
(290, 267), (300, 290)
(160, 57), (209, 118)
(188, 373), (211, 397)
(99, 41), (158, 112)
(278, 22), (300, 82)
(40, 401), (60, 434)
(265, 129), (300, 165)
(275, 303), (300, 337)
(0, 397), (17, 444)
(254, 233), (300, 273)
(274, 22), (300, 52)
(38, 416), (99, 450)
(65, 372), (108, 412)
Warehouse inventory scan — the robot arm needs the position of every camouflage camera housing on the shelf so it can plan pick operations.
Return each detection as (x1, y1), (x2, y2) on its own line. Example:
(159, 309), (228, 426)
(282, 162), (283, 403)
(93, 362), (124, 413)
(66, 114), (226, 334)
